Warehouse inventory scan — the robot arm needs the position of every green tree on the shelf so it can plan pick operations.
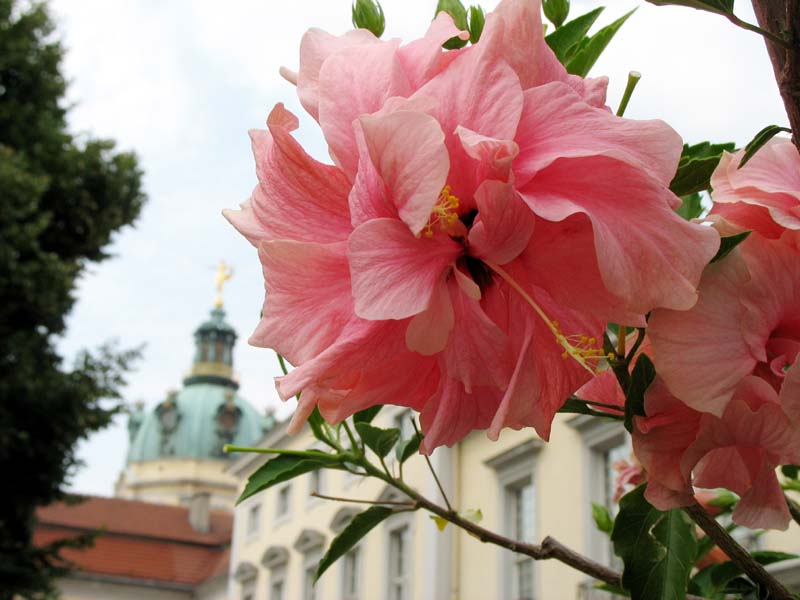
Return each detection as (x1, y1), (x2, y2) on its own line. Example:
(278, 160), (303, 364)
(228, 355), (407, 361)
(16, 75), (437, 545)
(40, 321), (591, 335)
(0, 1), (146, 597)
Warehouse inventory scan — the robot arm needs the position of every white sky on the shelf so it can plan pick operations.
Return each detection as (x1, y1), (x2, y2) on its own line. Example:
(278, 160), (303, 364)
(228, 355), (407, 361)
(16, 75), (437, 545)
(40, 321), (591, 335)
(49, 0), (786, 496)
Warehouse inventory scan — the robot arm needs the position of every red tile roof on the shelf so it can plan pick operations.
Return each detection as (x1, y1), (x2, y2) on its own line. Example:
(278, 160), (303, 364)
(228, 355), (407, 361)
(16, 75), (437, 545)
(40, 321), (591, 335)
(34, 496), (232, 587)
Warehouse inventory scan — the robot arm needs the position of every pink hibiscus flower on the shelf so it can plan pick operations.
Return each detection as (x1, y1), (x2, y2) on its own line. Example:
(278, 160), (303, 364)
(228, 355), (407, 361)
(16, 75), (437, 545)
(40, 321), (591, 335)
(711, 136), (800, 238)
(637, 232), (800, 529)
(225, 0), (719, 450)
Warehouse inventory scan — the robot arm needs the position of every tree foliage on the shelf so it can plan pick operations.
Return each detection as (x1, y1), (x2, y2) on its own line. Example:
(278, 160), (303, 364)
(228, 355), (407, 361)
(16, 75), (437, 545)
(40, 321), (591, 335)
(0, 1), (145, 596)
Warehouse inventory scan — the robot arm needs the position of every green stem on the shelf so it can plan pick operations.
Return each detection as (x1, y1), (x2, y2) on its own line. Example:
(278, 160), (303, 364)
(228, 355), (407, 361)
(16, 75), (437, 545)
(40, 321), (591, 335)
(341, 419), (361, 454)
(616, 71), (641, 117)
(726, 11), (788, 47)
(223, 445), (339, 459)
(412, 419), (453, 512)
(276, 352), (289, 376)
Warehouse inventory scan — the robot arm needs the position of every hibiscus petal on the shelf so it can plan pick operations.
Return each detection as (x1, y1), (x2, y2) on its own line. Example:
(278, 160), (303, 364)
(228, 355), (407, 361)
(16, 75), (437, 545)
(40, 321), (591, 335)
(297, 27), (379, 120)
(348, 218), (461, 320)
(513, 82), (682, 187)
(245, 104), (352, 244)
(358, 110), (450, 236)
(406, 278), (454, 355)
(468, 180), (535, 265)
(318, 41), (413, 179)
(252, 240), (352, 365)
(397, 12), (468, 89)
(520, 156), (720, 314)
(455, 126), (519, 184)
(732, 461), (791, 530)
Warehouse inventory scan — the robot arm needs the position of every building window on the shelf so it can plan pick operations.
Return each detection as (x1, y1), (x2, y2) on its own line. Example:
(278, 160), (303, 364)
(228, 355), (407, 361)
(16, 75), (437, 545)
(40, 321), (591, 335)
(276, 484), (291, 521)
(246, 503), (260, 539)
(486, 439), (542, 600)
(269, 577), (285, 600)
(341, 547), (361, 600)
(304, 561), (318, 600)
(388, 525), (409, 600)
(262, 546), (290, 600)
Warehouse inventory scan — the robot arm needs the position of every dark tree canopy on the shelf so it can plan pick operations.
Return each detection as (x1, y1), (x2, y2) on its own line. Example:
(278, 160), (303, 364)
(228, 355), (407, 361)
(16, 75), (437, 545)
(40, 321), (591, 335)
(0, 1), (146, 597)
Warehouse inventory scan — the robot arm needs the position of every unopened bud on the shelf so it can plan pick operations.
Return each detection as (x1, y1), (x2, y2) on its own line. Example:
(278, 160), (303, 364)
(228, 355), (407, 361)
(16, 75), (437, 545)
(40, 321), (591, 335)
(468, 5), (485, 44)
(435, 0), (469, 49)
(351, 0), (385, 37)
(543, 0), (570, 28)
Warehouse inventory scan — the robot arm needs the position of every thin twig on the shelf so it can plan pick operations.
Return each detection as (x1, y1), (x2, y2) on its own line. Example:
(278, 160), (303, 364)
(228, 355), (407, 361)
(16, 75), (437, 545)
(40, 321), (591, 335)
(684, 503), (793, 600)
(411, 419), (453, 512)
(310, 491), (415, 507)
(616, 325), (627, 358)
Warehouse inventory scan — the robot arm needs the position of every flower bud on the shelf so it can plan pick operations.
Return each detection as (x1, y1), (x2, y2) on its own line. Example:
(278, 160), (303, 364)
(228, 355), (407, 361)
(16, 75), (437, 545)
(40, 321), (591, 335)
(468, 5), (485, 44)
(543, 0), (570, 28)
(351, 0), (385, 37)
(435, 0), (469, 49)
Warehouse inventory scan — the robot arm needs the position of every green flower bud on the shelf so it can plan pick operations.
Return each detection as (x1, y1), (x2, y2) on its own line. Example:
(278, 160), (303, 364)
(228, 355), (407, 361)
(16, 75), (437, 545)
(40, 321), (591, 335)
(351, 0), (385, 37)
(543, 0), (570, 28)
(435, 0), (469, 49)
(467, 5), (485, 44)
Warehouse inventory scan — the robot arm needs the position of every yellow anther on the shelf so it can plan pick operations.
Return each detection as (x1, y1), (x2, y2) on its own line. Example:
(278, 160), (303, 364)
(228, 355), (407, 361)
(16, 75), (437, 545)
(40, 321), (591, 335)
(423, 185), (461, 238)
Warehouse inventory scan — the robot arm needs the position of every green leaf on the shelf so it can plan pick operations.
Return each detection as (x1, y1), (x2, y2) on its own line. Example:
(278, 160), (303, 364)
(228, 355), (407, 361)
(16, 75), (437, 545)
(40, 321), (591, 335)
(612, 485), (697, 600)
(315, 506), (394, 582)
(395, 431), (423, 463)
(739, 124), (792, 169)
(354, 422), (401, 458)
(624, 354), (655, 433)
(782, 465), (799, 479)
(545, 7), (604, 64)
(645, 0), (733, 16)
(467, 5), (485, 43)
(430, 515), (449, 531)
(543, 0), (570, 28)
(238, 451), (341, 504)
(436, 0), (469, 49)
(690, 551), (797, 597)
(558, 397), (621, 419)
(675, 192), (704, 220)
(353, 405), (383, 424)
(596, 583), (631, 597)
(592, 502), (615, 534)
(710, 230), (751, 264)
(565, 9), (635, 77)
(669, 141), (736, 196)
(351, 0), (385, 37)
(307, 406), (328, 442)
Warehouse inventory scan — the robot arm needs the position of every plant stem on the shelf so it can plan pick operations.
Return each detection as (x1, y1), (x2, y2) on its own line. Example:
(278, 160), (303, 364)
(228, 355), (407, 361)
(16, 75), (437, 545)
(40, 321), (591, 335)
(223, 445), (339, 460)
(411, 419), (453, 512)
(616, 71), (641, 117)
(684, 503), (792, 599)
(725, 10), (789, 47)
(310, 491), (415, 507)
(341, 419), (361, 454)
(616, 325), (627, 359)
(750, 0), (800, 153)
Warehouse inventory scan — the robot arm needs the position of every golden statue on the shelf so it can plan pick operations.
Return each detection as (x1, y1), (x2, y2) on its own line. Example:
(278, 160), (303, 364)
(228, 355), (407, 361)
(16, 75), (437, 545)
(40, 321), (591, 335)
(214, 260), (233, 308)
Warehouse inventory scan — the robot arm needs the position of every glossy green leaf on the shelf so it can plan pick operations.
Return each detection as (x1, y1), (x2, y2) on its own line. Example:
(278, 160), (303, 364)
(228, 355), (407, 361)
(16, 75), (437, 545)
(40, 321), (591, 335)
(612, 485), (697, 600)
(565, 9), (634, 77)
(739, 124), (792, 169)
(354, 422), (401, 458)
(238, 451), (340, 504)
(592, 502), (615, 534)
(669, 141), (735, 196)
(675, 192), (703, 220)
(645, 0), (733, 15)
(353, 405), (383, 424)
(710, 231), (751, 264)
(545, 7), (604, 63)
(395, 431), (423, 463)
(315, 506), (394, 582)
(624, 354), (655, 433)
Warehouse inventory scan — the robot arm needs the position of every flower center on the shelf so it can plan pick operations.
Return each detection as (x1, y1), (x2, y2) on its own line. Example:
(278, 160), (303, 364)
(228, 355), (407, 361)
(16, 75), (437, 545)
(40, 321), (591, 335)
(423, 185), (460, 238)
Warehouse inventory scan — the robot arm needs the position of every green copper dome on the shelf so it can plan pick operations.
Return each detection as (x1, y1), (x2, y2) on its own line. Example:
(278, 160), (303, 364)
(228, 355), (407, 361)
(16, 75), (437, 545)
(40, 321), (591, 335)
(126, 306), (273, 463)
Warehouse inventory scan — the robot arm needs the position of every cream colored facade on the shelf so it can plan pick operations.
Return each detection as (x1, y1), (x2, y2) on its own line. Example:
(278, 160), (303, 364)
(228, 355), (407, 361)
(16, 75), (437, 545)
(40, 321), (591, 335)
(226, 409), (800, 600)
(116, 457), (240, 510)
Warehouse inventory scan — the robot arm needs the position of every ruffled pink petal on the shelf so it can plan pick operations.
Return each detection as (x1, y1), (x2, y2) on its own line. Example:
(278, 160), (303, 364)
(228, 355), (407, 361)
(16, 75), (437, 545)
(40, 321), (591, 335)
(348, 124), (396, 229)
(348, 218), (462, 320)
(358, 110), (450, 236)
(518, 214), (645, 326)
(287, 387), (322, 435)
(318, 41), (413, 179)
(711, 202), (786, 239)
(781, 357), (800, 423)
(575, 370), (625, 413)
(732, 461), (791, 530)
(455, 126), (519, 184)
(649, 249), (756, 416)
(244, 104), (352, 244)
(520, 156), (720, 314)
(223, 199), (266, 247)
(419, 377), (500, 452)
(297, 28), (379, 120)
(406, 278), (454, 355)
(413, 40), (524, 203)
(397, 12), (469, 89)
(513, 82), (682, 188)
(252, 240), (352, 365)
(442, 277), (511, 393)
(468, 180), (535, 265)
(644, 480), (695, 511)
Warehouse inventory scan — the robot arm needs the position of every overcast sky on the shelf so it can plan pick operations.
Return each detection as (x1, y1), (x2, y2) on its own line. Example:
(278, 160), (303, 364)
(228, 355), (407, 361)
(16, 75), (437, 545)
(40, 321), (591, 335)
(49, 0), (786, 496)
